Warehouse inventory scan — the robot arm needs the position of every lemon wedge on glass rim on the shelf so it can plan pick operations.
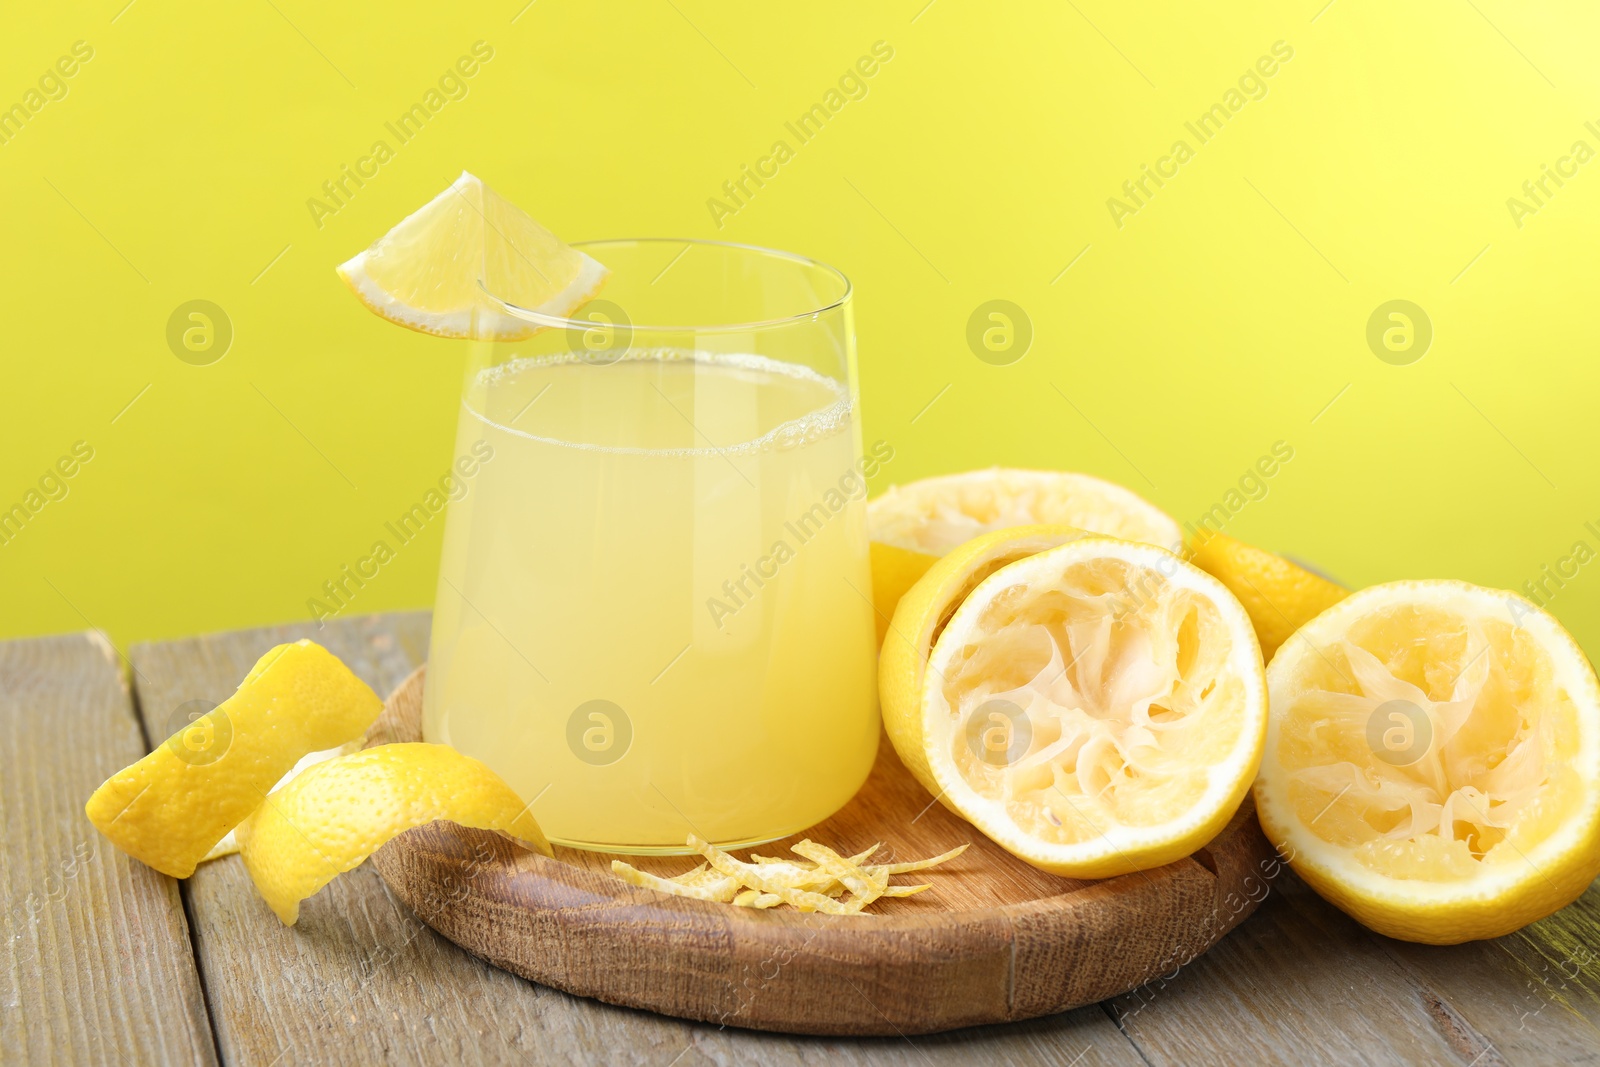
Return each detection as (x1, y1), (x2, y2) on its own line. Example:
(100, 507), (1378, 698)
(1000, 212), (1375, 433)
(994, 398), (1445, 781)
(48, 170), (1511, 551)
(881, 526), (1266, 878)
(1255, 580), (1600, 943)
(336, 170), (608, 340)
(867, 468), (1183, 645)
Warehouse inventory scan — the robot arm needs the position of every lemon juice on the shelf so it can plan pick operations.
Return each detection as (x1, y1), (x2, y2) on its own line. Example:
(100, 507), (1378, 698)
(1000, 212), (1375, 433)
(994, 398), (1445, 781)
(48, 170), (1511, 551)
(423, 350), (880, 851)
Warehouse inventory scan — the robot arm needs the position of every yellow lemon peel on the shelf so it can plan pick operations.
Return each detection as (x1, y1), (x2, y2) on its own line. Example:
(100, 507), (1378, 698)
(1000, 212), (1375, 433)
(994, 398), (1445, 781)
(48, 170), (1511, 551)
(1188, 529), (1348, 661)
(237, 742), (551, 925)
(85, 640), (383, 879)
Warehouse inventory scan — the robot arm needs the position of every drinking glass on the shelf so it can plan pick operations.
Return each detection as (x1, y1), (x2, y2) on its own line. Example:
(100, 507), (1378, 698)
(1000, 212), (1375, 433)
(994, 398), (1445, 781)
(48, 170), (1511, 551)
(422, 239), (881, 853)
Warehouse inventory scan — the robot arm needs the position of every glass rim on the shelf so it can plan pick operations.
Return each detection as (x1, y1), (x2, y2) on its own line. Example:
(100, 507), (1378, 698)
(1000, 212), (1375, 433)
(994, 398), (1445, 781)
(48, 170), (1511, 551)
(478, 237), (852, 334)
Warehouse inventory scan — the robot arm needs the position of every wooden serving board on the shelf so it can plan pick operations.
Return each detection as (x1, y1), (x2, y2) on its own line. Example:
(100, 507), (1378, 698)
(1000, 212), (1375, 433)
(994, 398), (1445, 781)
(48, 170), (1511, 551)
(367, 666), (1279, 1036)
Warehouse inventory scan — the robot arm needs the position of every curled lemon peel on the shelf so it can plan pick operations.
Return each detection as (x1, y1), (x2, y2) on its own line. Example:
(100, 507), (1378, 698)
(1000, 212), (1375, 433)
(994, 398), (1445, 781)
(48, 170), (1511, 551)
(85, 644), (550, 927)
(84, 641), (383, 879)
(237, 742), (551, 925)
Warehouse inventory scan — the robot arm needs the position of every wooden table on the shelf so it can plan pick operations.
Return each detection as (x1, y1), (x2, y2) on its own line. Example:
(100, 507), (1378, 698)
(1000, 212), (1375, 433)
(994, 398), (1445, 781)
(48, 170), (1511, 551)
(4, 614), (1598, 1065)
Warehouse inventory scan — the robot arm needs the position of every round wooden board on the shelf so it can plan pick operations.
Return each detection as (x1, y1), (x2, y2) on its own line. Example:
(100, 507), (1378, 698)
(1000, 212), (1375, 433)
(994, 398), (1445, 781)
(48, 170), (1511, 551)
(368, 666), (1279, 1036)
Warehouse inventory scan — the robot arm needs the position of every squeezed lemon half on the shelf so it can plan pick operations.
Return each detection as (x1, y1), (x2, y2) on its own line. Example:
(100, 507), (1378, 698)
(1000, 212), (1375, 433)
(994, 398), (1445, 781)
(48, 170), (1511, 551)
(1256, 580), (1600, 943)
(882, 529), (1266, 878)
(867, 468), (1182, 644)
(337, 170), (607, 340)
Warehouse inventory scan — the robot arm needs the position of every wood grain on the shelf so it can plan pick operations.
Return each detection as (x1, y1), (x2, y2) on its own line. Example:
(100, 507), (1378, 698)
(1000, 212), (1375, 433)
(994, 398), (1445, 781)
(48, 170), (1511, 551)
(131, 613), (1142, 1066)
(369, 665), (1278, 1036)
(1106, 867), (1498, 1065)
(1104, 822), (1600, 1065)
(0, 632), (216, 1066)
(1335, 877), (1600, 1065)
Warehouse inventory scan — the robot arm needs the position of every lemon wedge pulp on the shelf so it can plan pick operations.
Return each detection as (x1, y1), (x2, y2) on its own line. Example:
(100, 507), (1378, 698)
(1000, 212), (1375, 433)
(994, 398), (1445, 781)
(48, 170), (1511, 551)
(337, 170), (607, 340)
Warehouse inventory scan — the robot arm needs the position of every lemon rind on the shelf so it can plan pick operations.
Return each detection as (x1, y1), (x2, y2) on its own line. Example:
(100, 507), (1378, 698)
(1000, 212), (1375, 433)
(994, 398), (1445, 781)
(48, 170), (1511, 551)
(880, 525), (1093, 794)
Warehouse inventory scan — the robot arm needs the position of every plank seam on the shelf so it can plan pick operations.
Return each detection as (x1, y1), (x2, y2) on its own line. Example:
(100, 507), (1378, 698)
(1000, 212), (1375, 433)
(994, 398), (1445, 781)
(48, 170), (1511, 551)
(1098, 999), (1157, 1067)
(177, 881), (228, 1067)
(129, 660), (226, 1066)
(88, 628), (146, 739)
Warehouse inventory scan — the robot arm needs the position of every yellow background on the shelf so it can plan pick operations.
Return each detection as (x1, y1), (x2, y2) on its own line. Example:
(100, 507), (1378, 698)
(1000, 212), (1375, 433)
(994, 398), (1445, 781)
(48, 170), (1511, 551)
(4, 1), (1599, 658)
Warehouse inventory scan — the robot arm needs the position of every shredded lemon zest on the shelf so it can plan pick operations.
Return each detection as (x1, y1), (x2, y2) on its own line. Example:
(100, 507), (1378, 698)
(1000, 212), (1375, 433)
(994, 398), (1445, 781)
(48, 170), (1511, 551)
(611, 836), (967, 915)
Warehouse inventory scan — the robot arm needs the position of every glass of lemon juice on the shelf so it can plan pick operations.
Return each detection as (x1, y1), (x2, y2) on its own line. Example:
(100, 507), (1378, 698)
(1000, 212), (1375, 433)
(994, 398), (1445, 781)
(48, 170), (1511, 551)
(423, 240), (881, 853)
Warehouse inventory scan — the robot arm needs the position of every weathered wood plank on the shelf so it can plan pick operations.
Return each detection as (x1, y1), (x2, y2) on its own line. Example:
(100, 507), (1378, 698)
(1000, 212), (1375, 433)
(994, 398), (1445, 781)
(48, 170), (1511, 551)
(1110, 833), (1600, 1065)
(131, 613), (1141, 1066)
(1376, 879), (1600, 1065)
(0, 632), (217, 1066)
(1107, 868), (1497, 1065)
(20, 606), (1585, 1063)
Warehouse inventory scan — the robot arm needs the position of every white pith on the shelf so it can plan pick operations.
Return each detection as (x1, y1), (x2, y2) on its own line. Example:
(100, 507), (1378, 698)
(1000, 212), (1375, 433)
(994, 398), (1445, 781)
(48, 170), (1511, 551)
(1257, 581), (1600, 904)
(869, 469), (1182, 557)
(922, 538), (1265, 866)
(339, 250), (607, 340)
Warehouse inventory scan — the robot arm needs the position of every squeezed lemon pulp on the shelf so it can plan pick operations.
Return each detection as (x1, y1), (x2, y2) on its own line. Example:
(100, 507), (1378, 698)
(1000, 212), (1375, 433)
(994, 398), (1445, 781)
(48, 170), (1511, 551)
(940, 557), (1247, 844)
(1277, 605), (1577, 879)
